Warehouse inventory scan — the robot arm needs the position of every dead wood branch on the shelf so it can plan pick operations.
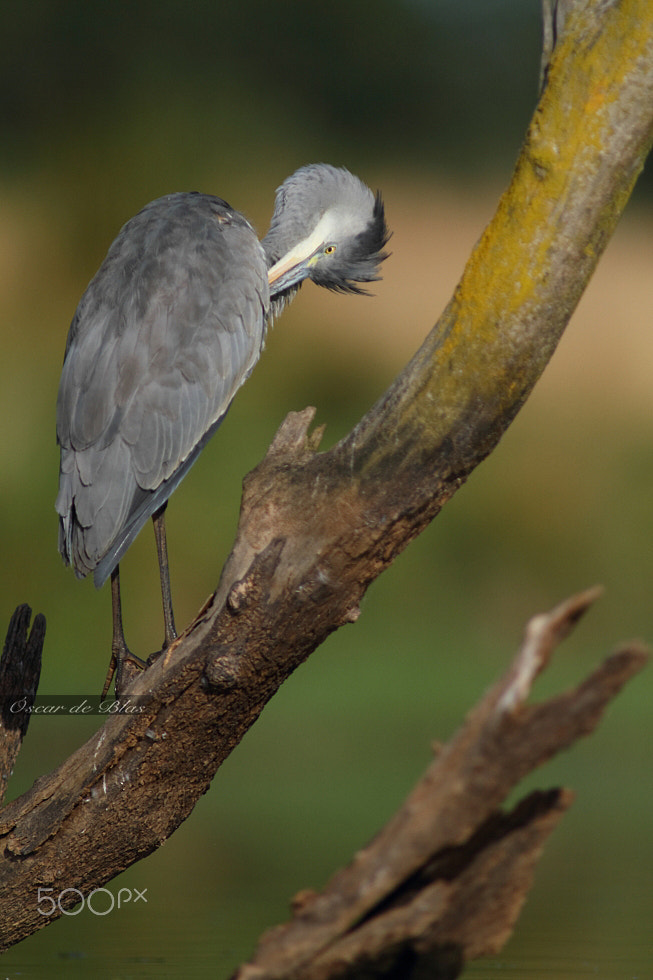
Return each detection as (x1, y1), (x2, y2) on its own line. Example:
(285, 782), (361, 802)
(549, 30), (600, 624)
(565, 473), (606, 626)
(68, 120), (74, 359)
(231, 591), (649, 979)
(0, 606), (45, 807)
(1, 0), (653, 957)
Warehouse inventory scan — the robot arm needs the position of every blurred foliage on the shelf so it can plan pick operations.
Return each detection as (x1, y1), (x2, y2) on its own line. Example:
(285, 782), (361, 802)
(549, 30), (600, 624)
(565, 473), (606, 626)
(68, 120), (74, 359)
(2, 0), (542, 174)
(0, 2), (652, 977)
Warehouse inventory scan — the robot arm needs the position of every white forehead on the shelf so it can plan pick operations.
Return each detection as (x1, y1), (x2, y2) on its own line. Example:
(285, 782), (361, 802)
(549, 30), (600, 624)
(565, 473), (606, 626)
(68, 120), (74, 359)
(312, 205), (364, 242)
(296, 207), (365, 263)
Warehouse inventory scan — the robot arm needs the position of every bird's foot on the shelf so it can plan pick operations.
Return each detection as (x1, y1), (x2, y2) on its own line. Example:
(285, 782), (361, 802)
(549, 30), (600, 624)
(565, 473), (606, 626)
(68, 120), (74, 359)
(115, 650), (148, 697)
(146, 630), (177, 668)
(101, 646), (148, 699)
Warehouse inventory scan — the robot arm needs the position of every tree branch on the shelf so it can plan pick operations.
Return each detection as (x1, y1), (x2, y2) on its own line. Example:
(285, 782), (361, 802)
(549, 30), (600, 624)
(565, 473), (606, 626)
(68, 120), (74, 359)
(230, 590), (648, 979)
(1, 0), (652, 956)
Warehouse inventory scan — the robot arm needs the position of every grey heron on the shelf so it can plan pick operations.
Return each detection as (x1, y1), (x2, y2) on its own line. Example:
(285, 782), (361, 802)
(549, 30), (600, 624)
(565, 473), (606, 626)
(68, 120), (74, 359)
(56, 163), (389, 695)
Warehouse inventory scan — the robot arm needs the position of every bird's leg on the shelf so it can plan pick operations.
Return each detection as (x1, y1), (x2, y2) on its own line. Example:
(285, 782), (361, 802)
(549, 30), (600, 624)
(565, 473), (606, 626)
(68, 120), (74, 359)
(152, 503), (177, 650)
(102, 565), (146, 698)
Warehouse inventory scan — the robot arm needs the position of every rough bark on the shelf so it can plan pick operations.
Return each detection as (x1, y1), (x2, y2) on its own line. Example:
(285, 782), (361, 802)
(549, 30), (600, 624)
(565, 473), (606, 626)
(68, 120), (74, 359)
(1, 0), (652, 962)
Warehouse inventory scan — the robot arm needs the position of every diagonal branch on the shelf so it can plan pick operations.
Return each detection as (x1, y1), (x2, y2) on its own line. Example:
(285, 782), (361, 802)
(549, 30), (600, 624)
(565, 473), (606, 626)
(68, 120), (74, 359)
(1, 0), (652, 954)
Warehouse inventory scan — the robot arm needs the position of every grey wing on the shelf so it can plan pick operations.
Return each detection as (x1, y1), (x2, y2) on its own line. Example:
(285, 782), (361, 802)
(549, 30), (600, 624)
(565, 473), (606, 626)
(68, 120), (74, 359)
(56, 193), (269, 587)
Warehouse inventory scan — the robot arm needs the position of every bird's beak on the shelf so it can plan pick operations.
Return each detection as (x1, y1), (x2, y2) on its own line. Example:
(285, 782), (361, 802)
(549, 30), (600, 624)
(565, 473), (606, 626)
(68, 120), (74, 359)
(268, 223), (327, 293)
(268, 251), (315, 292)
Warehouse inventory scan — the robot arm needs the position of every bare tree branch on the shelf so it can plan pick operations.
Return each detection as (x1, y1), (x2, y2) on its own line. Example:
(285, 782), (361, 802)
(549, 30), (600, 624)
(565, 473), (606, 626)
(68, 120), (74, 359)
(1, 0), (652, 958)
(231, 590), (649, 979)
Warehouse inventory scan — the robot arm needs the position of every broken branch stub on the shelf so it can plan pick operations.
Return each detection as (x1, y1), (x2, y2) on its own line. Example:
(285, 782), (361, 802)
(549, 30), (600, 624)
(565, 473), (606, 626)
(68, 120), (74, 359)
(0, 606), (45, 807)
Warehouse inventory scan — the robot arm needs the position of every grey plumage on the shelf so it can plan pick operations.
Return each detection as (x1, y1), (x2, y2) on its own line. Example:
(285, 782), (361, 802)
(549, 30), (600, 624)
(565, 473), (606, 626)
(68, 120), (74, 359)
(56, 164), (389, 598)
(57, 193), (268, 587)
(263, 164), (389, 314)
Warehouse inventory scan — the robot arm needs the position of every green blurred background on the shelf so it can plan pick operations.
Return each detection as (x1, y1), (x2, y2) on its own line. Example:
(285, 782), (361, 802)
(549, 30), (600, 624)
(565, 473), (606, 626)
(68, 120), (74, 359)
(1, 1), (651, 976)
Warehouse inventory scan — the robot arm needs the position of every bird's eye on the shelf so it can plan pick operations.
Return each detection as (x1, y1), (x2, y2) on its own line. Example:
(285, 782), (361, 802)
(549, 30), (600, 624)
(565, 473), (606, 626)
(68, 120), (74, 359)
(324, 244), (336, 255)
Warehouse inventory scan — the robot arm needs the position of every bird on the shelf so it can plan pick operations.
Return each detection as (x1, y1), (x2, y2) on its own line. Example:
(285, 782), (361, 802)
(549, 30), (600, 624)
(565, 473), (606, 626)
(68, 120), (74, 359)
(56, 163), (389, 696)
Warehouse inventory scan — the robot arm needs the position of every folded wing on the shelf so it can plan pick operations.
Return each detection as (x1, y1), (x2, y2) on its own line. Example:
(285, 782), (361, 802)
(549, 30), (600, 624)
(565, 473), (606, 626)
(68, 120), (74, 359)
(56, 193), (269, 587)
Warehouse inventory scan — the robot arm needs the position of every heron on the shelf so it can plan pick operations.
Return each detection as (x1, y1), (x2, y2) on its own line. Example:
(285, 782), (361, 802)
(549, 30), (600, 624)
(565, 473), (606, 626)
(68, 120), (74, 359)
(56, 164), (389, 695)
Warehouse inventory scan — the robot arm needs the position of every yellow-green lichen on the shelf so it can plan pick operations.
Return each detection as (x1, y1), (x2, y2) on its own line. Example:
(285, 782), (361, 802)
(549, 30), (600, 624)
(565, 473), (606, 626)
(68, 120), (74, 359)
(367, 1), (653, 469)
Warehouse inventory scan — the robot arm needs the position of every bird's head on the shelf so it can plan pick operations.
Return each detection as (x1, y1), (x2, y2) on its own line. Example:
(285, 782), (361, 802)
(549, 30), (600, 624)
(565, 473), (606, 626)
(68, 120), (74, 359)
(262, 164), (390, 307)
